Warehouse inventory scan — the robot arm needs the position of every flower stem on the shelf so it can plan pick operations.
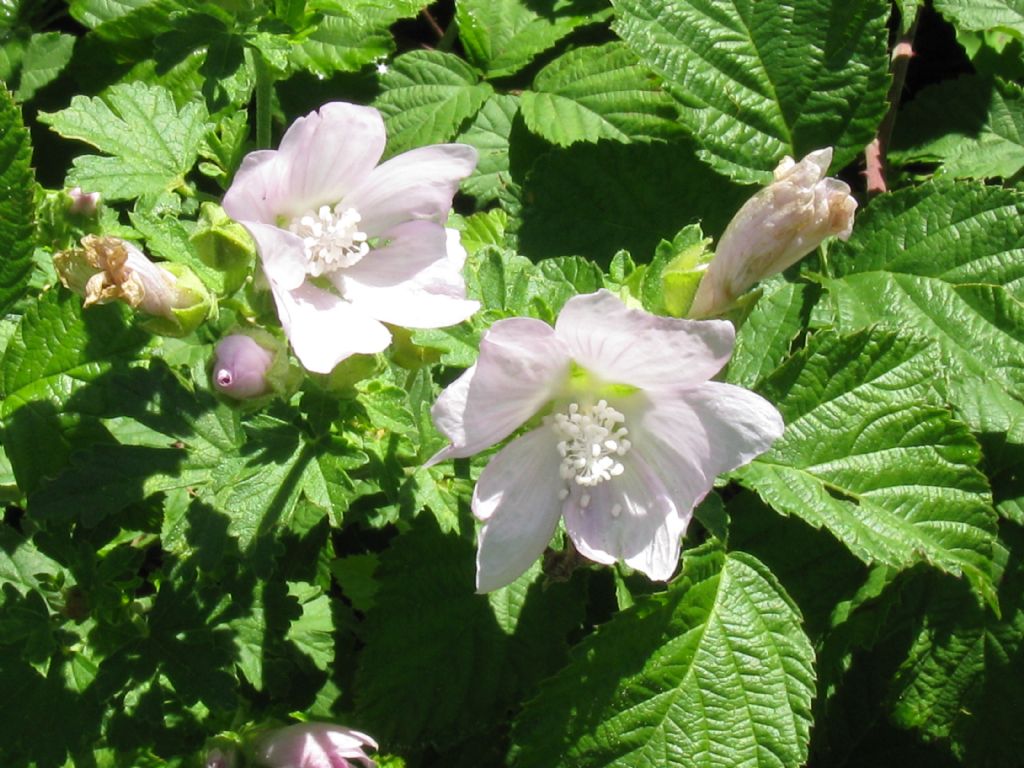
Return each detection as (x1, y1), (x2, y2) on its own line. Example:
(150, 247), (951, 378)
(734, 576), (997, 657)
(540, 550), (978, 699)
(253, 50), (275, 150)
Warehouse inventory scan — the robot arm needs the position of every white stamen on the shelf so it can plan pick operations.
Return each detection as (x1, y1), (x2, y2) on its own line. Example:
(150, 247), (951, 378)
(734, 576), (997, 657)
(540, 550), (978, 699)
(288, 205), (369, 276)
(610, 503), (622, 518)
(551, 399), (631, 489)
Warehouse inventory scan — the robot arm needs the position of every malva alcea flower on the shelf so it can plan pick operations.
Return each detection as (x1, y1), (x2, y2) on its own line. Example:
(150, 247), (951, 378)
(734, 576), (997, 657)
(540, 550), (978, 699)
(429, 290), (784, 592)
(254, 722), (377, 768)
(688, 147), (857, 319)
(223, 102), (480, 374)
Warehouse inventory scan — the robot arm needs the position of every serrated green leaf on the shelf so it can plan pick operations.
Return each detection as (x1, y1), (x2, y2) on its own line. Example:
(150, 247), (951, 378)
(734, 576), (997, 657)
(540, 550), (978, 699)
(738, 329), (999, 602)
(892, 76), (1024, 179)
(828, 180), (1024, 297)
(511, 547), (814, 768)
(355, 517), (586, 749)
(521, 42), (681, 147)
(14, 32), (74, 101)
(68, 0), (151, 29)
(727, 282), (815, 391)
(934, 0), (1024, 35)
(457, 93), (520, 204)
(520, 140), (746, 264)
(374, 50), (493, 156)
(612, 0), (890, 182)
(38, 81), (209, 201)
(456, 0), (612, 78)
(0, 87), (33, 318)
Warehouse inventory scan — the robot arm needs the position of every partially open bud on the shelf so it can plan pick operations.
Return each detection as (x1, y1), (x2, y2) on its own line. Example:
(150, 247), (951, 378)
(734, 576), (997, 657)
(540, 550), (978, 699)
(688, 148), (857, 319)
(54, 235), (212, 336)
(213, 334), (274, 399)
(253, 722), (377, 768)
(67, 187), (101, 217)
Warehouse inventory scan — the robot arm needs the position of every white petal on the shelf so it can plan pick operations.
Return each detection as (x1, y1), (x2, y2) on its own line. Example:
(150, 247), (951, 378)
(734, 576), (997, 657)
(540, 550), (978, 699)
(562, 454), (685, 580)
(639, 382), (784, 488)
(241, 220), (309, 291)
(222, 149), (284, 224)
(337, 221), (479, 327)
(342, 144), (478, 237)
(428, 318), (570, 462)
(276, 102), (387, 214)
(473, 427), (565, 592)
(270, 279), (391, 373)
(555, 290), (735, 389)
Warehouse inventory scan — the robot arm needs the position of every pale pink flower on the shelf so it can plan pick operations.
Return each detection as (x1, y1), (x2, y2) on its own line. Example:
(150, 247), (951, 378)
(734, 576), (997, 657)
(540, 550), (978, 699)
(223, 102), (480, 373)
(429, 290), (784, 592)
(213, 334), (274, 399)
(68, 186), (100, 216)
(688, 147), (857, 319)
(255, 722), (377, 768)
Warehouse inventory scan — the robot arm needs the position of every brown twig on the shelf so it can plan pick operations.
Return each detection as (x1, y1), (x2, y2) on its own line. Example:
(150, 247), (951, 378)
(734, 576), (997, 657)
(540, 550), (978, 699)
(421, 7), (446, 41)
(865, 10), (920, 195)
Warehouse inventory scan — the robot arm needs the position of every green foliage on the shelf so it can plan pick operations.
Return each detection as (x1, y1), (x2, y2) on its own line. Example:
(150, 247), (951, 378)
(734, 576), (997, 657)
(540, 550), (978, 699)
(612, 0), (890, 181)
(0, 87), (34, 318)
(934, 0), (1024, 35)
(511, 546), (815, 768)
(38, 81), (210, 201)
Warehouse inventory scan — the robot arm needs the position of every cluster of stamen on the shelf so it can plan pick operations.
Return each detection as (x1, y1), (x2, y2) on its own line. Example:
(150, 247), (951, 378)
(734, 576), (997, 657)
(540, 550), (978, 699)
(552, 400), (631, 494)
(289, 205), (369, 276)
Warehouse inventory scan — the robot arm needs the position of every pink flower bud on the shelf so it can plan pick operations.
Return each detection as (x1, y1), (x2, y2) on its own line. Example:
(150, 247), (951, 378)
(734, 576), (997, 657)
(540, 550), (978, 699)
(213, 334), (274, 399)
(255, 722), (377, 768)
(688, 147), (857, 318)
(68, 187), (101, 216)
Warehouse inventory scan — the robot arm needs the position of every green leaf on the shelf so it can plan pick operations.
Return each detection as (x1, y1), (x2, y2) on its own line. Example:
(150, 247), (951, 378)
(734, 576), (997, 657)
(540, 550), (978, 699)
(612, 0), (890, 182)
(68, 0), (152, 29)
(727, 282), (816, 391)
(520, 42), (682, 147)
(511, 547), (815, 768)
(14, 32), (75, 102)
(520, 139), (746, 265)
(38, 81), (209, 201)
(355, 517), (586, 749)
(826, 276), (1024, 443)
(892, 76), (1024, 179)
(828, 180), (1024, 297)
(934, 0), (1024, 35)
(457, 93), (520, 204)
(0, 87), (34, 318)
(737, 329), (999, 602)
(374, 50), (494, 156)
(456, 0), (612, 78)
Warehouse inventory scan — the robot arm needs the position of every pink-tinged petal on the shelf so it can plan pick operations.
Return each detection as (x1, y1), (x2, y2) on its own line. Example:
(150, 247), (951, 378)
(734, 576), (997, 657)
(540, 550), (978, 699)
(446, 227), (467, 271)
(342, 144), (478, 237)
(639, 382), (784, 483)
(222, 149), (284, 224)
(428, 318), (570, 462)
(241, 220), (308, 291)
(257, 723), (377, 768)
(555, 290), (735, 389)
(270, 280), (391, 373)
(337, 221), (479, 327)
(562, 454), (685, 580)
(276, 102), (387, 214)
(473, 427), (564, 592)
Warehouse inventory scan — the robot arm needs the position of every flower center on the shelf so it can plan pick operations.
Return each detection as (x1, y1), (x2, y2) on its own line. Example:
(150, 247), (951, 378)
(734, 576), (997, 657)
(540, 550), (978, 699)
(288, 205), (369, 276)
(551, 399), (631, 488)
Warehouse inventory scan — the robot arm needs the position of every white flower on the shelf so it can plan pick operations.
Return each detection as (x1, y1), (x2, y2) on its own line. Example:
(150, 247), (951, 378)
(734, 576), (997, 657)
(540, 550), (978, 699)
(223, 102), (480, 373)
(255, 722), (377, 768)
(688, 147), (857, 319)
(429, 290), (784, 592)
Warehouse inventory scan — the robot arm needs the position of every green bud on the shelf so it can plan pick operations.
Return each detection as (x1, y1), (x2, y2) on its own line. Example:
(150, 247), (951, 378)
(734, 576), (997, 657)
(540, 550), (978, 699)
(315, 353), (385, 397)
(138, 262), (215, 338)
(191, 202), (256, 272)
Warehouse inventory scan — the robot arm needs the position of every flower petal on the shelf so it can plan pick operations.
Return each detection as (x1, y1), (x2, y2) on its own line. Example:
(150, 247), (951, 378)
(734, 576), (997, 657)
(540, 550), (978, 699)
(342, 144), (478, 237)
(638, 382), (784, 486)
(222, 149), (284, 224)
(428, 318), (570, 462)
(241, 220), (309, 291)
(562, 454), (685, 580)
(270, 279), (391, 373)
(473, 427), (565, 592)
(555, 290), (735, 389)
(337, 221), (479, 327)
(276, 102), (387, 215)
